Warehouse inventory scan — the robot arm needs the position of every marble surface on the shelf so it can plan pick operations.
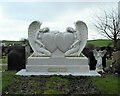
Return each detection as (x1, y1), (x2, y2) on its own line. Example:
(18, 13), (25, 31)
(16, 69), (101, 76)
(16, 20), (98, 76)
(28, 20), (88, 57)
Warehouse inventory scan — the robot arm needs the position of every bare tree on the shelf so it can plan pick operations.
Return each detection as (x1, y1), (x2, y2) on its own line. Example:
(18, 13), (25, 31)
(94, 8), (120, 48)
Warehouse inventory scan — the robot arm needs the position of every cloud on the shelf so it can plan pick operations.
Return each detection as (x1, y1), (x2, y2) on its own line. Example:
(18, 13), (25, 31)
(0, 18), (30, 40)
(0, 2), (118, 40)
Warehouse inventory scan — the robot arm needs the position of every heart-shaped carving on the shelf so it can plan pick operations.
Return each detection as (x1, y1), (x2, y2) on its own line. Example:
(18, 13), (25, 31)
(55, 32), (74, 52)
(42, 32), (57, 53)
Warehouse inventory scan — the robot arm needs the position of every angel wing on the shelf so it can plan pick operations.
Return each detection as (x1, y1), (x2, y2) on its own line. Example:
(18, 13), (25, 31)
(93, 49), (98, 60)
(75, 20), (88, 56)
(28, 21), (42, 53)
(99, 50), (107, 57)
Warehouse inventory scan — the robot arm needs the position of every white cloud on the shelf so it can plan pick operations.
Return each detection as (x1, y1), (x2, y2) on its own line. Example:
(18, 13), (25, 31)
(0, 2), (118, 40)
(0, 18), (30, 40)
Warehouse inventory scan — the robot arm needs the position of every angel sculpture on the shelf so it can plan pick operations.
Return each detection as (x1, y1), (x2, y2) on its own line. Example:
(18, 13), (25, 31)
(93, 49), (107, 72)
(28, 20), (88, 57)
(65, 21), (88, 56)
(28, 21), (51, 56)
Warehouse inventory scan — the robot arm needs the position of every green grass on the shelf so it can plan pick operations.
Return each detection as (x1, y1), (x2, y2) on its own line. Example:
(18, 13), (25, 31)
(91, 74), (119, 95)
(106, 59), (113, 65)
(44, 76), (69, 94)
(2, 40), (22, 45)
(1, 72), (120, 95)
(2, 71), (16, 90)
(0, 66), (7, 71)
(0, 57), (7, 64)
(87, 39), (112, 47)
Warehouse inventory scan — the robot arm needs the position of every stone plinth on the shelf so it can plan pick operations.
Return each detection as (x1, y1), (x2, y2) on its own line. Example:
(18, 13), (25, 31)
(16, 54), (100, 76)
(26, 56), (89, 73)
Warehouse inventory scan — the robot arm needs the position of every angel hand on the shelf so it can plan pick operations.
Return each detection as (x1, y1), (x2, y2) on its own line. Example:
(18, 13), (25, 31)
(41, 44), (45, 48)
(70, 44), (74, 48)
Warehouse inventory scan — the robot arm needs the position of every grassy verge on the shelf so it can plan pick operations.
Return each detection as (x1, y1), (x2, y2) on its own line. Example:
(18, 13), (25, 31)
(0, 57), (7, 64)
(91, 74), (119, 95)
(87, 39), (112, 47)
(2, 71), (16, 90)
(1, 71), (120, 95)
(2, 74), (97, 95)
(0, 66), (7, 71)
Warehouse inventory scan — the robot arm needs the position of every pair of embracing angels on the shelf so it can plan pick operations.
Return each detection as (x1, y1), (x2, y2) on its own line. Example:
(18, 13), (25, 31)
(28, 20), (88, 57)
(34, 25), (81, 57)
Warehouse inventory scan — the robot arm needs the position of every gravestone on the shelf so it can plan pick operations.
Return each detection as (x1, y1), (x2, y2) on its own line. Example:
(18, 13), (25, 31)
(82, 48), (90, 57)
(89, 50), (97, 70)
(116, 39), (120, 50)
(112, 51), (120, 74)
(16, 20), (100, 76)
(8, 46), (26, 71)
(113, 41), (120, 73)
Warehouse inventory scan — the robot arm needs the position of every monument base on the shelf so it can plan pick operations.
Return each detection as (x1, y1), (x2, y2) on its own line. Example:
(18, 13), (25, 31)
(27, 56), (89, 72)
(16, 69), (100, 76)
(16, 56), (100, 76)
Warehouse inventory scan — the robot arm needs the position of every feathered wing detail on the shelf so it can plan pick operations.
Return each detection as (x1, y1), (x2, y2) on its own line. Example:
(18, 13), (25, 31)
(28, 21), (42, 52)
(75, 21), (88, 56)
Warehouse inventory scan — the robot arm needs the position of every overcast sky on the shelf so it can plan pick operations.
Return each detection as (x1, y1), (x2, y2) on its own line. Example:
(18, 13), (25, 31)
(0, 1), (119, 41)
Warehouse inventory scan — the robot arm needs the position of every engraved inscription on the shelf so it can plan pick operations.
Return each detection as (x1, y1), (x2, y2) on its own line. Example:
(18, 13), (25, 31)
(48, 68), (67, 72)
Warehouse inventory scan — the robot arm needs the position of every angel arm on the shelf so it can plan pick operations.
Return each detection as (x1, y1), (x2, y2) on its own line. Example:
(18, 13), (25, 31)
(71, 32), (81, 47)
(34, 31), (45, 47)
(100, 50), (107, 57)
(71, 39), (81, 48)
(35, 39), (45, 47)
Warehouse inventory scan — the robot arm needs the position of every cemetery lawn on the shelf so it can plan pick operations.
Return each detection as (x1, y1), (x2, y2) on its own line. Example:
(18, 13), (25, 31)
(1, 71), (120, 95)
(0, 66), (7, 71)
(87, 39), (112, 47)
(0, 57), (7, 64)
(91, 74), (119, 95)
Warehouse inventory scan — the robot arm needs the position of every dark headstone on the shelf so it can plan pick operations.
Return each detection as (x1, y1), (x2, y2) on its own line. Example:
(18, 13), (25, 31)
(8, 46), (26, 71)
(116, 39), (120, 50)
(82, 48), (90, 57)
(106, 47), (113, 59)
(112, 51), (120, 74)
(89, 50), (97, 70)
(102, 54), (106, 68)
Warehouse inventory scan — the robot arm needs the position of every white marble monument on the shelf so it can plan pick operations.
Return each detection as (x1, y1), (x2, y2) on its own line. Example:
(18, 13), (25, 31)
(16, 20), (100, 76)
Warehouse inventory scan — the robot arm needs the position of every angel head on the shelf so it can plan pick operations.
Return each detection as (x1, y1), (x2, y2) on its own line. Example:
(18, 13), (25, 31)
(66, 27), (76, 33)
(74, 20), (83, 25)
(39, 27), (50, 33)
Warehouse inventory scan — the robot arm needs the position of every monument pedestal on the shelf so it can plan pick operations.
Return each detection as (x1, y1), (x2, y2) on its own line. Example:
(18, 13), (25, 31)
(26, 56), (89, 72)
(16, 56), (100, 76)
